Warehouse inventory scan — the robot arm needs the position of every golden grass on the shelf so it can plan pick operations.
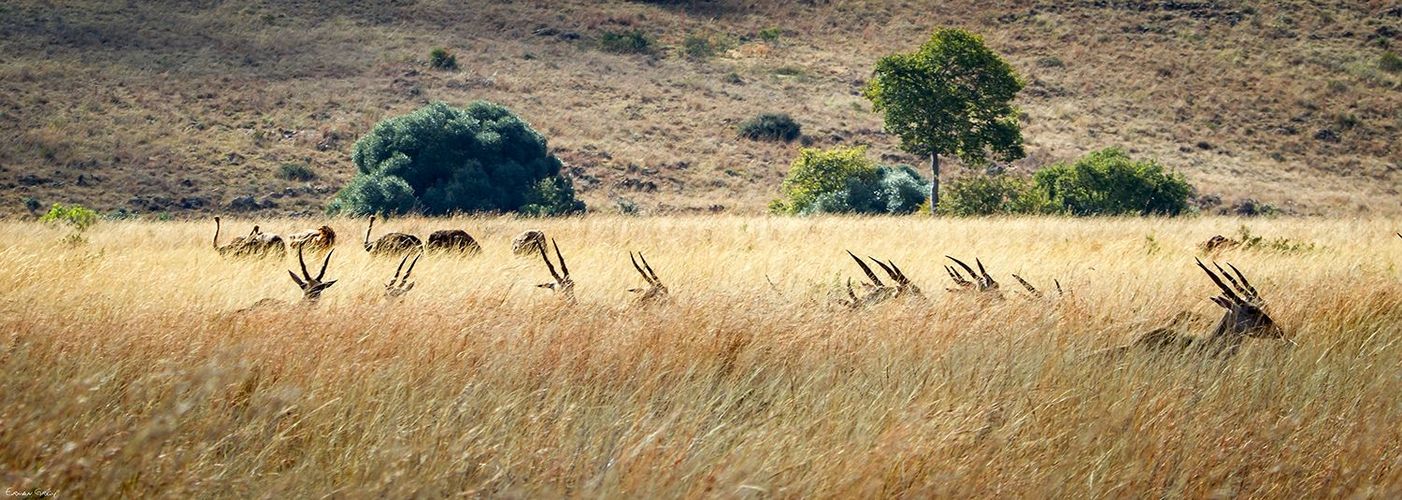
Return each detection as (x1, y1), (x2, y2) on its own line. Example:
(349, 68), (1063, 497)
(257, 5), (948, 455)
(2, 215), (1401, 497)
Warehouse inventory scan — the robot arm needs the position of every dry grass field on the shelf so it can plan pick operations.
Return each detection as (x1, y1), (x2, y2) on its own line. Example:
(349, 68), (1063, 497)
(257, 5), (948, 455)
(2, 215), (1400, 497)
(2, 1), (1399, 216)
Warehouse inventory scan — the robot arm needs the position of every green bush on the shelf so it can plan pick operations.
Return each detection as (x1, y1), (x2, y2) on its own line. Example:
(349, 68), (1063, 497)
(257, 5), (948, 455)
(599, 30), (654, 54)
(683, 32), (731, 59)
(330, 101), (585, 216)
(41, 203), (98, 230)
(771, 146), (928, 215)
(429, 48), (457, 70)
(277, 162), (316, 181)
(738, 113), (801, 142)
(758, 27), (782, 44)
(1381, 51), (1402, 73)
(1033, 148), (1193, 216)
(938, 175), (1050, 216)
(801, 165), (929, 215)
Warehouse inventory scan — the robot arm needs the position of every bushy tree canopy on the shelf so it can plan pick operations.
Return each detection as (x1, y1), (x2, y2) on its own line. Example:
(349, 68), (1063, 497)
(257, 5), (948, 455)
(329, 101), (585, 216)
(1033, 148), (1193, 216)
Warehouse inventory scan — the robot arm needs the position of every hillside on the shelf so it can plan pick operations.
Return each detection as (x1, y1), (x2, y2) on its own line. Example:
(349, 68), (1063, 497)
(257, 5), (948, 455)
(1, 0), (1399, 217)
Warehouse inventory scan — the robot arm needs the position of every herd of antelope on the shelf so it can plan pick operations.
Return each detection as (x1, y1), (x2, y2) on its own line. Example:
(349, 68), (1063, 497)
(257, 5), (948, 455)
(217, 220), (1401, 360)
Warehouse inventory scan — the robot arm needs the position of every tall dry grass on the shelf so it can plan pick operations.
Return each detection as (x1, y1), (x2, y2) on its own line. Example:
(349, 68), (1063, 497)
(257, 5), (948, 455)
(1, 215), (1400, 497)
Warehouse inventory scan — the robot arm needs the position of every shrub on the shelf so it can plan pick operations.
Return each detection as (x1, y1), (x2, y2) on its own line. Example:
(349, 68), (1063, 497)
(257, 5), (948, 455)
(40, 203), (98, 231)
(277, 162), (316, 181)
(599, 30), (654, 54)
(938, 175), (1051, 216)
(772, 146), (929, 215)
(801, 165), (929, 215)
(23, 196), (40, 213)
(1032, 148), (1193, 216)
(758, 27), (782, 44)
(429, 48), (458, 70)
(1381, 51), (1402, 73)
(683, 32), (731, 59)
(330, 101), (585, 216)
(738, 113), (801, 142)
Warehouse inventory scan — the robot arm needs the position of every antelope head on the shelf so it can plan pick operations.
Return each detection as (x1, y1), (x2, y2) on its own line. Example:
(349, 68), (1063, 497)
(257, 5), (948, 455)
(628, 251), (668, 304)
(288, 246), (337, 303)
(537, 238), (575, 302)
(385, 252), (421, 300)
(1196, 258), (1288, 343)
(945, 256), (1000, 296)
(840, 251), (920, 308)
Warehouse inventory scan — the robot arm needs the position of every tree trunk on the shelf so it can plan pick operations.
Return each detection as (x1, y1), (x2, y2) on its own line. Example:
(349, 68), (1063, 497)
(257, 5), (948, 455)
(929, 153), (940, 216)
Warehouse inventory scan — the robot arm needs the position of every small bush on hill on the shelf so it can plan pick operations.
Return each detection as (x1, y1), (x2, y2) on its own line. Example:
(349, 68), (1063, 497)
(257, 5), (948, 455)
(41, 203), (98, 245)
(329, 101), (585, 216)
(1380, 51), (1402, 73)
(1033, 148), (1193, 216)
(599, 30), (654, 54)
(738, 113), (801, 142)
(758, 27), (782, 44)
(277, 162), (316, 181)
(683, 32), (731, 59)
(429, 48), (457, 70)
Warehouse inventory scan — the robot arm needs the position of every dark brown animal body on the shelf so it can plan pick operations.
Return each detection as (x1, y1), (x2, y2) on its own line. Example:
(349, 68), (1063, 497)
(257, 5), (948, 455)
(363, 215), (422, 255)
(427, 229), (481, 253)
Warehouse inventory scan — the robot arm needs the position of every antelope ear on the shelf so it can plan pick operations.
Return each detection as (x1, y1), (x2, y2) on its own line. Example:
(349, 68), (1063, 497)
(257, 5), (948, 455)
(536, 283), (554, 289)
(288, 270), (306, 287)
(627, 288), (643, 293)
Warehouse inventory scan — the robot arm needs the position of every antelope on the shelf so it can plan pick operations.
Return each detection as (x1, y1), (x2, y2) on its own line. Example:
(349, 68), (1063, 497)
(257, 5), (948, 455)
(363, 215), (422, 255)
(213, 216), (285, 257)
(239, 246), (337, 312)
(1100, 259), (1289, 359)
(384, 253), (421, 300)
(288, 225), (336, 251)
(944, 256), (1046, 298)
(839, 251), (921, 308)
(627, 251), (668, 304)
(512, 230), (546, 256)
(427, 229), (481, 254)
(535, 238), (575, 302)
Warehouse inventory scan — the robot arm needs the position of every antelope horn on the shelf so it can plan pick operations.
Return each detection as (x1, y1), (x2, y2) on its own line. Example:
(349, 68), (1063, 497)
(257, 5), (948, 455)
(539, 242), (562, 282)
(404, 253), (421, 280)
(287, 270), (306, 287)
(846, 277), (858, 302)
(316, 249), (334, 281)
(848, 250), (883, 286)
(297, 246), (311, 280)
(630, 252), (651, 284)
(888, 260), (910, 285)
(1195, 258), (1243, 303)
(1055, 279), (1063, 295)
(976, 258), (996, 287)
(1011, 274), (1040, 297)
(868, 256), (900, 284)
(1213, 262), (1250, 300)
(946, 256), (977, 281)
(552, 239), (569, 278)
(639, 252), (659, 282)
(1225, 263), (1259, 301)
(393, 254), (409, 281)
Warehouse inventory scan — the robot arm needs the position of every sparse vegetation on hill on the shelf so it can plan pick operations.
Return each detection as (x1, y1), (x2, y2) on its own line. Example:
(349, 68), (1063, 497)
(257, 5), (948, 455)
(0, 1), (1397, 216)
(737, 112), (801, 142)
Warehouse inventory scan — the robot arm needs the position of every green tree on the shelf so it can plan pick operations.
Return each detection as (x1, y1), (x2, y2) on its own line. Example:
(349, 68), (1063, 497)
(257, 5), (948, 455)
(330, 101), (585, 216)
(863, 28), (1025, 214)
(770, 146), (929, 215)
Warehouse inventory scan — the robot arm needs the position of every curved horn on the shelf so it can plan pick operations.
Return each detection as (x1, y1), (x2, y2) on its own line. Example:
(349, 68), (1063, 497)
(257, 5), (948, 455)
(639, 252), (660, 282)
(297, 246), (311, 280)
(539, 241), (562, 281)
(848, 250), (883, 286)
(1195, 258), (1242, 303)
(1225, 263), (1259, 301)
(947, 256), (977, 280)
(552, 239), (569, 278)
(868, 256), (900, 283)
(403, 253), (421, 281)
(630, 252), (651, 283)
(316, 249), (334, 281)
(393, 254), (409, 281)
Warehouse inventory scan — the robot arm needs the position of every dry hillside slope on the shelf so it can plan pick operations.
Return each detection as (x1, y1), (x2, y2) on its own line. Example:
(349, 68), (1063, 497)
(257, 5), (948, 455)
(1, 0), (1398, 216)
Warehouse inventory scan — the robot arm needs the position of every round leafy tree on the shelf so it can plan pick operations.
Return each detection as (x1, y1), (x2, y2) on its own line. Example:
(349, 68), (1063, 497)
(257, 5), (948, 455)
(863, 28), (1025, 214)
(328, 101), (585, 216)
